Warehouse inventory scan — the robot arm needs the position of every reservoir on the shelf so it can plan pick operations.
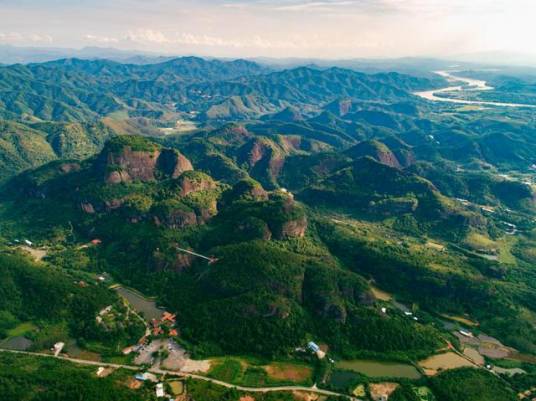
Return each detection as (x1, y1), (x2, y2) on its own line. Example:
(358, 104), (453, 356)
(115, 286), (163, 321)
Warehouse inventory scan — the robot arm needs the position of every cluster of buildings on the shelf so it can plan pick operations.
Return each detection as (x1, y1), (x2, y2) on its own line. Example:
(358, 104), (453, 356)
(133, 374), (182, 400)
(403, 311), (419, 321)
(151, 311), (179, 337)
(12, 238), (33, 246)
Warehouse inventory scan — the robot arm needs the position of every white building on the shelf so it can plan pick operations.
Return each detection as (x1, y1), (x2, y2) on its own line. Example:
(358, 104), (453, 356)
(459, 330), (474, 338)
(156, 383), (165, 398)
(52, 342), (65, 356)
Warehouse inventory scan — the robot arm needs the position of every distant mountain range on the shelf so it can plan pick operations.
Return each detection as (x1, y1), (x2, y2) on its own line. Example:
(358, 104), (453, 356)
(4, 44), (536, 71)
(0, 56), (443, 123)
(0, 45), (178, 65)
(2, 56), (536, 183)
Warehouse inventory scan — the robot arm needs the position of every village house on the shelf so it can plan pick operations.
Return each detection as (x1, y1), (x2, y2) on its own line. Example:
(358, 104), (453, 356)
(307, 341), (320, 353)
(52, 342), (65, 356)
(134, 372), (158, 383)
(162, 312), (176, 324)
(156, 382), (165, 398)
(459, 329), (474, 338)
(307, 341), (326, 359)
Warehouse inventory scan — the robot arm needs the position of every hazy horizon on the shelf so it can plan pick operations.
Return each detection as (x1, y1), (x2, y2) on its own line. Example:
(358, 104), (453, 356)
(1, 0), (535, 60)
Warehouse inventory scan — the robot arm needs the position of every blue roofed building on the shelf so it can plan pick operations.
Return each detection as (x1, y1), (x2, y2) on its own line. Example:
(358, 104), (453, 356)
(307, 341), (320, 353)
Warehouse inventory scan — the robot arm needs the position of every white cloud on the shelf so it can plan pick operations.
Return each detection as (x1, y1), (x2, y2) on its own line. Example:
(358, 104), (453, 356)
(2, 0), (536, 59)
(121, 29), (301, 49)
(272, 1), (355, 11)
(0, 32), (53, 44)
(85, 28), (384, 52)
(84, 34), (119, 44)
(123, 30), (245, 48)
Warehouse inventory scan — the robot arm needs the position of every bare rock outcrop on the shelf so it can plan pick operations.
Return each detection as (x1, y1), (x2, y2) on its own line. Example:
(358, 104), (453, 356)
(154, 209), (198, 229)
(178, 173), (217, 197)
(280, 216), (307, 239)
(346, 140), (401, 169)
(98, 138), (193, 184)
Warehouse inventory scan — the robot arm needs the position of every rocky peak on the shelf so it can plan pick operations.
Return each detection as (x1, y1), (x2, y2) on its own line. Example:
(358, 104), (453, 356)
(271, 194), (308, 239)
(177, 171), (217, 197)
(243, 139), (271, 168)
(267, 106), (304, 122)
(97, 136), (193, 184)
(345, 140), (401, 169)
(156, 149), (194, 179)
(280, 216), (307, 239)
(225, 179), (269, 203)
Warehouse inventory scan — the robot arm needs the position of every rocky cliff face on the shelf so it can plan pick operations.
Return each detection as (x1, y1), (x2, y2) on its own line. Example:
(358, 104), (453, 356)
(273, 195), (308, 239)
(375, 150), (401, 169)
(243, 140), (269, 168)
(152, 248), (194, 272)
(280, 216), (307, 238)
(178, 172), (217, 197)
(152, 172), (219, 229)
(104, 146), (160, 184)
(154, 209), (198, 229)
(346, 140), (401, 169)
(236, 138), (287, 188)
(99, 141), (193, 184)
(156, 149), (194, 179)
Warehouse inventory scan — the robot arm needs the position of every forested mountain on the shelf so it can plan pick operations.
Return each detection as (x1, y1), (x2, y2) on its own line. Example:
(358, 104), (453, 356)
(0, 57), (441, 123)
(0, 120), (113, 180)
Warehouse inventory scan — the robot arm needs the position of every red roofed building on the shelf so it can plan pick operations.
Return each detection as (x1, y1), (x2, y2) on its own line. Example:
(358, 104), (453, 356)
(162, 312), (176, 323)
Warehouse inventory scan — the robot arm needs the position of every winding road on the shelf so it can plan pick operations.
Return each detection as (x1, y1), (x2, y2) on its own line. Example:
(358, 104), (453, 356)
(0, 348), (361, 401)
(414, 70), (536, 108)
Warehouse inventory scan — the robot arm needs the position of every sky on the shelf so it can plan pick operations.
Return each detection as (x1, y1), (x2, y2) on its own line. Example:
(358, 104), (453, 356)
(0, 0), (535, 59)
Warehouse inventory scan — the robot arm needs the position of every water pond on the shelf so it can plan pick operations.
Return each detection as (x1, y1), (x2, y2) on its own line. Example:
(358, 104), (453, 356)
(0, 336), (33, 351)
(115, 286), (163, 321)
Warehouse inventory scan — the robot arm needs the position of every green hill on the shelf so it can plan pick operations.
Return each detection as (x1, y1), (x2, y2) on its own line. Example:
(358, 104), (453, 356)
(0, 119), (113, 181)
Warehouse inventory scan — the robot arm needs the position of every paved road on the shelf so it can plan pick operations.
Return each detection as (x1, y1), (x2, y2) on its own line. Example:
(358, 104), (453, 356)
(0, 348), (360, 400)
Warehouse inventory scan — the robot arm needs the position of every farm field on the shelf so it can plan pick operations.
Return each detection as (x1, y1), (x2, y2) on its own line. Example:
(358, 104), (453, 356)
(335, 359), (421, 379)
(207, 358), (314, 387)
(419, 352), (475, 376)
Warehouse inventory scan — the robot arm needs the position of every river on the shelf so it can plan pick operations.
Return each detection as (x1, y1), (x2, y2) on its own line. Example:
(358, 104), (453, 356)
(414, 70), (536, 108)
